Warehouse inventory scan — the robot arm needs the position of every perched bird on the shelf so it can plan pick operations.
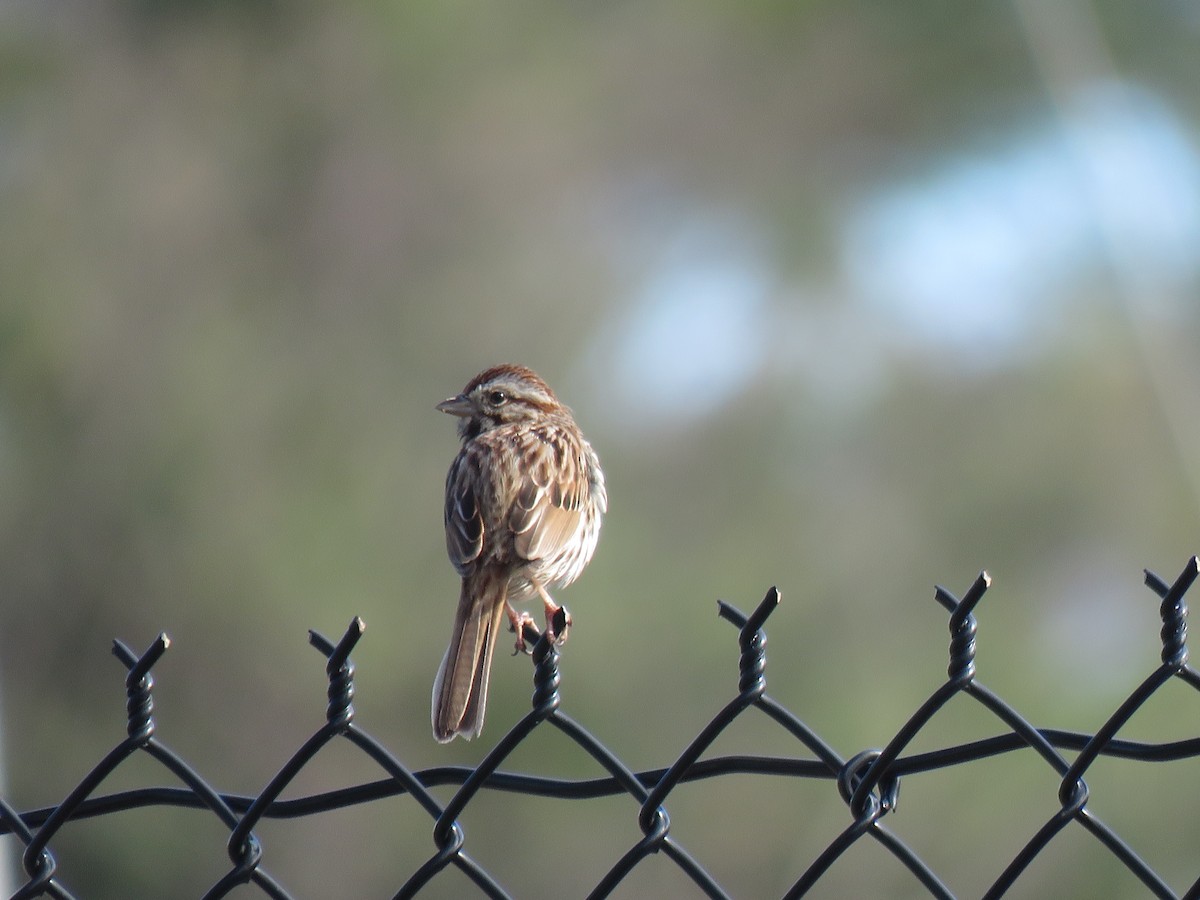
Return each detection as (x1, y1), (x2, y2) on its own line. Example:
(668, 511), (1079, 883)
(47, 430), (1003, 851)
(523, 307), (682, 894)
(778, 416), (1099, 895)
(432, 364), (607, 742)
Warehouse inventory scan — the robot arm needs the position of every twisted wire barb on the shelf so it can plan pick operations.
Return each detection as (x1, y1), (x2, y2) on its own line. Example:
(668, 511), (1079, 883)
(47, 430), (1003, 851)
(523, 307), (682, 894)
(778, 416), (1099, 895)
(784, 575), (997, 900)
(204, 619), (376, 899)
(12, 635), (169, 900)
(981, 557), (1200, 900)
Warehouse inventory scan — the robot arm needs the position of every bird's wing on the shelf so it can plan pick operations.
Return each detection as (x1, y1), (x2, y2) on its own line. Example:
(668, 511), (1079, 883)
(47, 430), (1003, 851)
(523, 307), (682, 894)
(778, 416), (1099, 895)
(444, 450), (485, 574)
(509, 428), (588, 563)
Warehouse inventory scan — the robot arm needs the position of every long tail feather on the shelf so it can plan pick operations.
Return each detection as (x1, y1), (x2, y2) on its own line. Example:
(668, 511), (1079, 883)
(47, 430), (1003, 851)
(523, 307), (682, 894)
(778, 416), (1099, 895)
(432, 575), (508, 742)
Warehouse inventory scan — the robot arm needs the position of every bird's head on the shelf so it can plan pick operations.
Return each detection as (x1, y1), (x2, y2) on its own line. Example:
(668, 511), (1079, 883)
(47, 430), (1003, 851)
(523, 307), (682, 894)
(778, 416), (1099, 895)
(438, 364), (565, 439)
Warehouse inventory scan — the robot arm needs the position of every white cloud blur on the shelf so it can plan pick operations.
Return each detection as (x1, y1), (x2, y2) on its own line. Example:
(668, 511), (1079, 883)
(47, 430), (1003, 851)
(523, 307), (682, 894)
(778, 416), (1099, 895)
(588, 81), (1200, 432)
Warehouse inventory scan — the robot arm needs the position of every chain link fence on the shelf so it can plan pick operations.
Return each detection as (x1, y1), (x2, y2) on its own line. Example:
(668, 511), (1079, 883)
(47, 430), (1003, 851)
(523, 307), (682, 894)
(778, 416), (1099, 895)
(2, 555), (1199, 899)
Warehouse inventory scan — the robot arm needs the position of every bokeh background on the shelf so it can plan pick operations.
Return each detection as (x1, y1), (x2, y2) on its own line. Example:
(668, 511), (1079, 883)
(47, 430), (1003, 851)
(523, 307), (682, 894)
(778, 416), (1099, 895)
(2, 1), (1199, 897)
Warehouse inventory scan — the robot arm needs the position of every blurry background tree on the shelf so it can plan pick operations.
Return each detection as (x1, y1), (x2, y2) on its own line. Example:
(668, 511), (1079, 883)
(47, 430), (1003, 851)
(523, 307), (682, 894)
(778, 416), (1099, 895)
(1, 0), (1199, 897)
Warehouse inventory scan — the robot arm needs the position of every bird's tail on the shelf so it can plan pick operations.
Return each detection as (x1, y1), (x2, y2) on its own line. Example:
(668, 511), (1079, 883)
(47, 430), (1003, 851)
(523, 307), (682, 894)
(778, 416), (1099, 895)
(432, 574), (509, 742)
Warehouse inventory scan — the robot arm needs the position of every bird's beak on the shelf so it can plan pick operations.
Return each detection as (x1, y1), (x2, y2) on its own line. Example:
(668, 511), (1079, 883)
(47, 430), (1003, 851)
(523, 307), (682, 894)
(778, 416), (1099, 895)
(436, 395), (473, 417)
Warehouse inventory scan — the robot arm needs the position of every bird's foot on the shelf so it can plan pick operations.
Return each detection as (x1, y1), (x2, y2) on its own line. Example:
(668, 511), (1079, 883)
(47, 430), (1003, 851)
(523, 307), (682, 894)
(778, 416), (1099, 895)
(506, 606), (537, 655)
(544, 603), (571, 645)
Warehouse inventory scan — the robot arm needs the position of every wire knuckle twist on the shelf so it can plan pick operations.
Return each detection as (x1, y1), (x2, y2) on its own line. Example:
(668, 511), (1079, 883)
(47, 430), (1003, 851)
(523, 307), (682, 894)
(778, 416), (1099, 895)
(530, 636), (561, 717)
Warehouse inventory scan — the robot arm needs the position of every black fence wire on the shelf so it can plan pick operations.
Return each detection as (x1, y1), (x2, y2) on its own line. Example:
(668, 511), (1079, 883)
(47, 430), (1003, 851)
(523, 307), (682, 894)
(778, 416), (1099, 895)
(3, 555), (1199, 899)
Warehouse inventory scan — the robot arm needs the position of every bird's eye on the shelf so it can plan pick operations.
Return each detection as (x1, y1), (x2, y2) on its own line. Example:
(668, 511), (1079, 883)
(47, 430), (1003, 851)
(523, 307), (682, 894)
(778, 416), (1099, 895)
(487, 389), (508, 406)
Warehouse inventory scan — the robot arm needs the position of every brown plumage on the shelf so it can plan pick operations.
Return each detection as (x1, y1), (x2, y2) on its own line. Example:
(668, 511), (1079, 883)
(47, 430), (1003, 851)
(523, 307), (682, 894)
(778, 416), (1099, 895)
(432, 364), (606, 742)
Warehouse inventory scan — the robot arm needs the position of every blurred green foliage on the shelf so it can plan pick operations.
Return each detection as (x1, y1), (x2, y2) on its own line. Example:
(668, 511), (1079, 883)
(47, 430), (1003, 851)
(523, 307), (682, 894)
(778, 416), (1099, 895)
(1, 1), (1199, 897)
